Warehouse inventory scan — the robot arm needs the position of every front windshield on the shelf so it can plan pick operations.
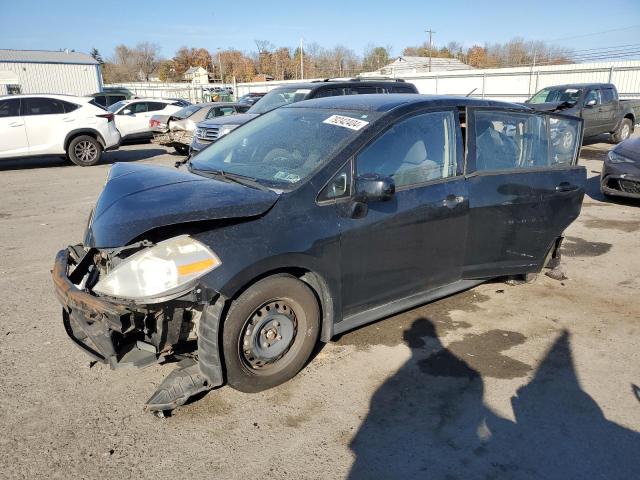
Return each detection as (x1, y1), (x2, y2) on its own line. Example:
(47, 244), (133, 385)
(107, 100), (128, 112)
(529, 87), (582, 104)
(190, 107), (379, 188)
(247, 87), (312, 115)
(174, 105), (201, 119)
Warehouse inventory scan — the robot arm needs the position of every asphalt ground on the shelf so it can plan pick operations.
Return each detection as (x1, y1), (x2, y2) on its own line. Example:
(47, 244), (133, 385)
(0, 136), (638, 479)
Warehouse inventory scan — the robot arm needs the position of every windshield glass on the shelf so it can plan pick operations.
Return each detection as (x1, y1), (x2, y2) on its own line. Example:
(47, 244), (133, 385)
(190, 107), (379, 188)
(529, 87), (582, 104)
(107, 100), (128, 112)
(247, 87), (312, 115)
(174, 105), (201, 119)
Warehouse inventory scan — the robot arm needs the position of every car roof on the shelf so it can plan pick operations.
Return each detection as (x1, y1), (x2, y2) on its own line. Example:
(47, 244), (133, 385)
(0, 93), (93, 102)
(540, 83), (616, 90)
(270, 79), (417, 93)
(286, 94), (530, 113)
(198, 102), (244, 107)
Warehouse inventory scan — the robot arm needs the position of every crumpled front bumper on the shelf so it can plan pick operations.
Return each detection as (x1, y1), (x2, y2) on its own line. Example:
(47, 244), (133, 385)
(600, 163), (640, 199)
(52, 248), (158, 368)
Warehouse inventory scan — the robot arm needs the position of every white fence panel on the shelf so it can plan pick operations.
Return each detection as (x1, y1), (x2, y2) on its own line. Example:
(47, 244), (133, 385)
(108, 61), (640, 105)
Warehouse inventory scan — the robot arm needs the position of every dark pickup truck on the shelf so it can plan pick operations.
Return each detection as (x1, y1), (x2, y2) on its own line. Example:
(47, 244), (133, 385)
(524, 83), (640, 143)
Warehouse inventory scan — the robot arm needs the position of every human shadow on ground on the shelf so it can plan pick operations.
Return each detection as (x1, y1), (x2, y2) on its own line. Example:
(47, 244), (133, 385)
(349, 318), (640, 479)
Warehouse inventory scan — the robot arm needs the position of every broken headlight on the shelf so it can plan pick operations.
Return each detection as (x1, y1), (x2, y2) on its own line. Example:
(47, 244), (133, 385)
(93, 235), (220, 303)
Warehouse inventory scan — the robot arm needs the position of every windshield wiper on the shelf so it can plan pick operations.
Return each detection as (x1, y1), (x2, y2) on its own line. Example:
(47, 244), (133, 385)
(189, 167), (270, 192)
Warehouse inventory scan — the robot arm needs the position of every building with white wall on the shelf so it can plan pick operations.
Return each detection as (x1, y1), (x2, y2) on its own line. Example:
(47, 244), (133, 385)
(0, 49), (102, 96)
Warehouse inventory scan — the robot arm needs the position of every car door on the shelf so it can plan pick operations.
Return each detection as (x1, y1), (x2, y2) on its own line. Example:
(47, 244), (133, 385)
(0, 98), (28, 158)
(115, 101), (149, 137)
(337, 109), (468, 318)
(464, 107), (585, 279)
(22, 97), (69, 154)
(599, 88), (618, 132)
(581, 89), (602, 136)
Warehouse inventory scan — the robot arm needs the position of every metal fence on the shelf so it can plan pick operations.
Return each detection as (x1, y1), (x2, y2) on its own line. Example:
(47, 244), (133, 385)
(107, 60), (640, 104)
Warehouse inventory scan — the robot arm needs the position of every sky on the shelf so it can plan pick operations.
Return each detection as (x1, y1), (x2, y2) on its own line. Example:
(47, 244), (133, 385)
(1, 0), (639, 60)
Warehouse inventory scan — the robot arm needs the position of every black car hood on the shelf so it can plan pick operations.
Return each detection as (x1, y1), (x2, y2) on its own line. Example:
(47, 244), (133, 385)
(613, 137), (640, 163)
(523, 101), (576, 112)
(198, 113), (259, 128)
(84, 162), (278, 248)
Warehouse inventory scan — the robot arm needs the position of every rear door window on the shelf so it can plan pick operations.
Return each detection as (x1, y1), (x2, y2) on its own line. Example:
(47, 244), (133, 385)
(0, 98), (20, 117)
(93, 95), (107, 107)
(147, 102), (168, 112)
(314, 88), (347, 98)
(22, 97), (65, 116)
(600, 88), (615, 104)
(469, 109), (581, 172)
(61, 101), (80, 113)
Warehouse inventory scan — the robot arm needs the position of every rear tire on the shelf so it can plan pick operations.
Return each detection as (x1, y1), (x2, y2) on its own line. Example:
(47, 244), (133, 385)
(67, 135), (102, 166)
(222, 274), (320, 393)
(611, 118), (632, 144)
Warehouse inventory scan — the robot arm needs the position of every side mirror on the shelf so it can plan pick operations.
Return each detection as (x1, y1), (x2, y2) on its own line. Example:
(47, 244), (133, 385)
(355, 173), (395, 202)
(122, 109), (133, 115)
(585, 99), (597, 107)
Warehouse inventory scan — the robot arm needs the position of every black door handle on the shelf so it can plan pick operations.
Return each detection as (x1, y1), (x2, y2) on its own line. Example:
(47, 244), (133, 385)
(556, 182), (578, 192)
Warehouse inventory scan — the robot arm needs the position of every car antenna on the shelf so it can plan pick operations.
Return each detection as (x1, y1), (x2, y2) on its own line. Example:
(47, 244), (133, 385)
(466, 88), (477, 97)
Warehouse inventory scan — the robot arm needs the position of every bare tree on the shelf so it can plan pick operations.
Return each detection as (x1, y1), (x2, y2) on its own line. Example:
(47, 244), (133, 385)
(133, 42), (161, 81)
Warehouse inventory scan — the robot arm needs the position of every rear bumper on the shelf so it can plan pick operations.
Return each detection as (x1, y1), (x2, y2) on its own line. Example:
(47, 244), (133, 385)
(152, 131), (193, 148)
(52, 248), (158, 368)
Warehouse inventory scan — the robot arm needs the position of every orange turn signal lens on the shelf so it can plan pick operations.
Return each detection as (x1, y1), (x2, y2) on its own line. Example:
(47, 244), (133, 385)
(177, 258), (216, 276)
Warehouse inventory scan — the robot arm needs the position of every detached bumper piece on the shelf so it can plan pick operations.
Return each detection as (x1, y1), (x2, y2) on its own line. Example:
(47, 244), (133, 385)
(144, 357), (211, 414)
(52, 248), (159, 369)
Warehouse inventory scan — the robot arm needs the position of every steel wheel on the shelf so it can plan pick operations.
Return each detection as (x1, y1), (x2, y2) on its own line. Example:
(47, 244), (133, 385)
(240, 300), (298, 372)
(74, 140), (98, 163)
(220, 274), (320, 392)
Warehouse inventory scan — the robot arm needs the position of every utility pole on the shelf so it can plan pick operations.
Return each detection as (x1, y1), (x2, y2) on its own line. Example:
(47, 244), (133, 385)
(300, 38), (304, 80)
(217, 48), (224, 86)
(425, 29), (436, 72)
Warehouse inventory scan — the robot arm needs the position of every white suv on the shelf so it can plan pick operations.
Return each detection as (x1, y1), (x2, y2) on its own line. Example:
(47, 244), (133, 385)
(107, 98), (187, 142)
(0, 94), (121, 166)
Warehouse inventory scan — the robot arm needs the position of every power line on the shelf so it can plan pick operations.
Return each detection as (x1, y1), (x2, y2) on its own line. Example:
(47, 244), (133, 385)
(549, 24), (640, 42)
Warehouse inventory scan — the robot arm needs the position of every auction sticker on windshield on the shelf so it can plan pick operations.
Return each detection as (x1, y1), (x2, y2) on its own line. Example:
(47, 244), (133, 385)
(323, 115), (369, 131)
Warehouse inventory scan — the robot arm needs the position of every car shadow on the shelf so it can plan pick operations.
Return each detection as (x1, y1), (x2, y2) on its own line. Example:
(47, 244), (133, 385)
(348, 318), (640, 479)
(0, 147), (168, 171)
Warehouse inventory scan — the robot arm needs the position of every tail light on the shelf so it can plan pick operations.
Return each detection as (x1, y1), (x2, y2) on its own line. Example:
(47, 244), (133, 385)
(97, 113), (114, 123)
(150, 119), (160, 128)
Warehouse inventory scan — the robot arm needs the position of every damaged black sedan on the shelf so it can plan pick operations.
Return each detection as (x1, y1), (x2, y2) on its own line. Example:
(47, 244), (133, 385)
(52, 95), (586, 411)
(601, 136), (640, 199)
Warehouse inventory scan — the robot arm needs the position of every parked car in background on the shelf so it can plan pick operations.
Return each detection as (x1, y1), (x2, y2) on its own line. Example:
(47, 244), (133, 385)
(108, 98), (187, 142)
(151, 102), (250, 155)
(190, 78), (419, 153)
(90, 87), (137, 108)
(52, 94), (585, 410)
(0, 94), (120, 166)
(525, 83), (640, 143)
(237, 92), (266, 106)
(601, 136), (640, 199)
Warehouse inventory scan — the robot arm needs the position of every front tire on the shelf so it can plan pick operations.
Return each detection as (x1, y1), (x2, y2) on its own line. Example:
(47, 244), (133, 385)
(222, 274), (320, 393)
(612, 118), (632, 144)
(67, 135), (102, 166)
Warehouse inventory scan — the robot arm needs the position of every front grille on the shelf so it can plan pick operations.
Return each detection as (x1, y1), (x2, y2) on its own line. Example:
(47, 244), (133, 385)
(196, 127), (219, 142)
(619, 179), (640, 194)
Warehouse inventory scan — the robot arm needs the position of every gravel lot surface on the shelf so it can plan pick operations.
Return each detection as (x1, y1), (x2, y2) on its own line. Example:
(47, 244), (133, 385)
(1, 137), (639, 479)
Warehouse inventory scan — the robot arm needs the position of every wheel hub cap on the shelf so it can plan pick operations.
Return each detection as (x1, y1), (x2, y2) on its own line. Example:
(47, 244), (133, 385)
(75, 141), (97, 161)
(242, 301), (296, 369)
